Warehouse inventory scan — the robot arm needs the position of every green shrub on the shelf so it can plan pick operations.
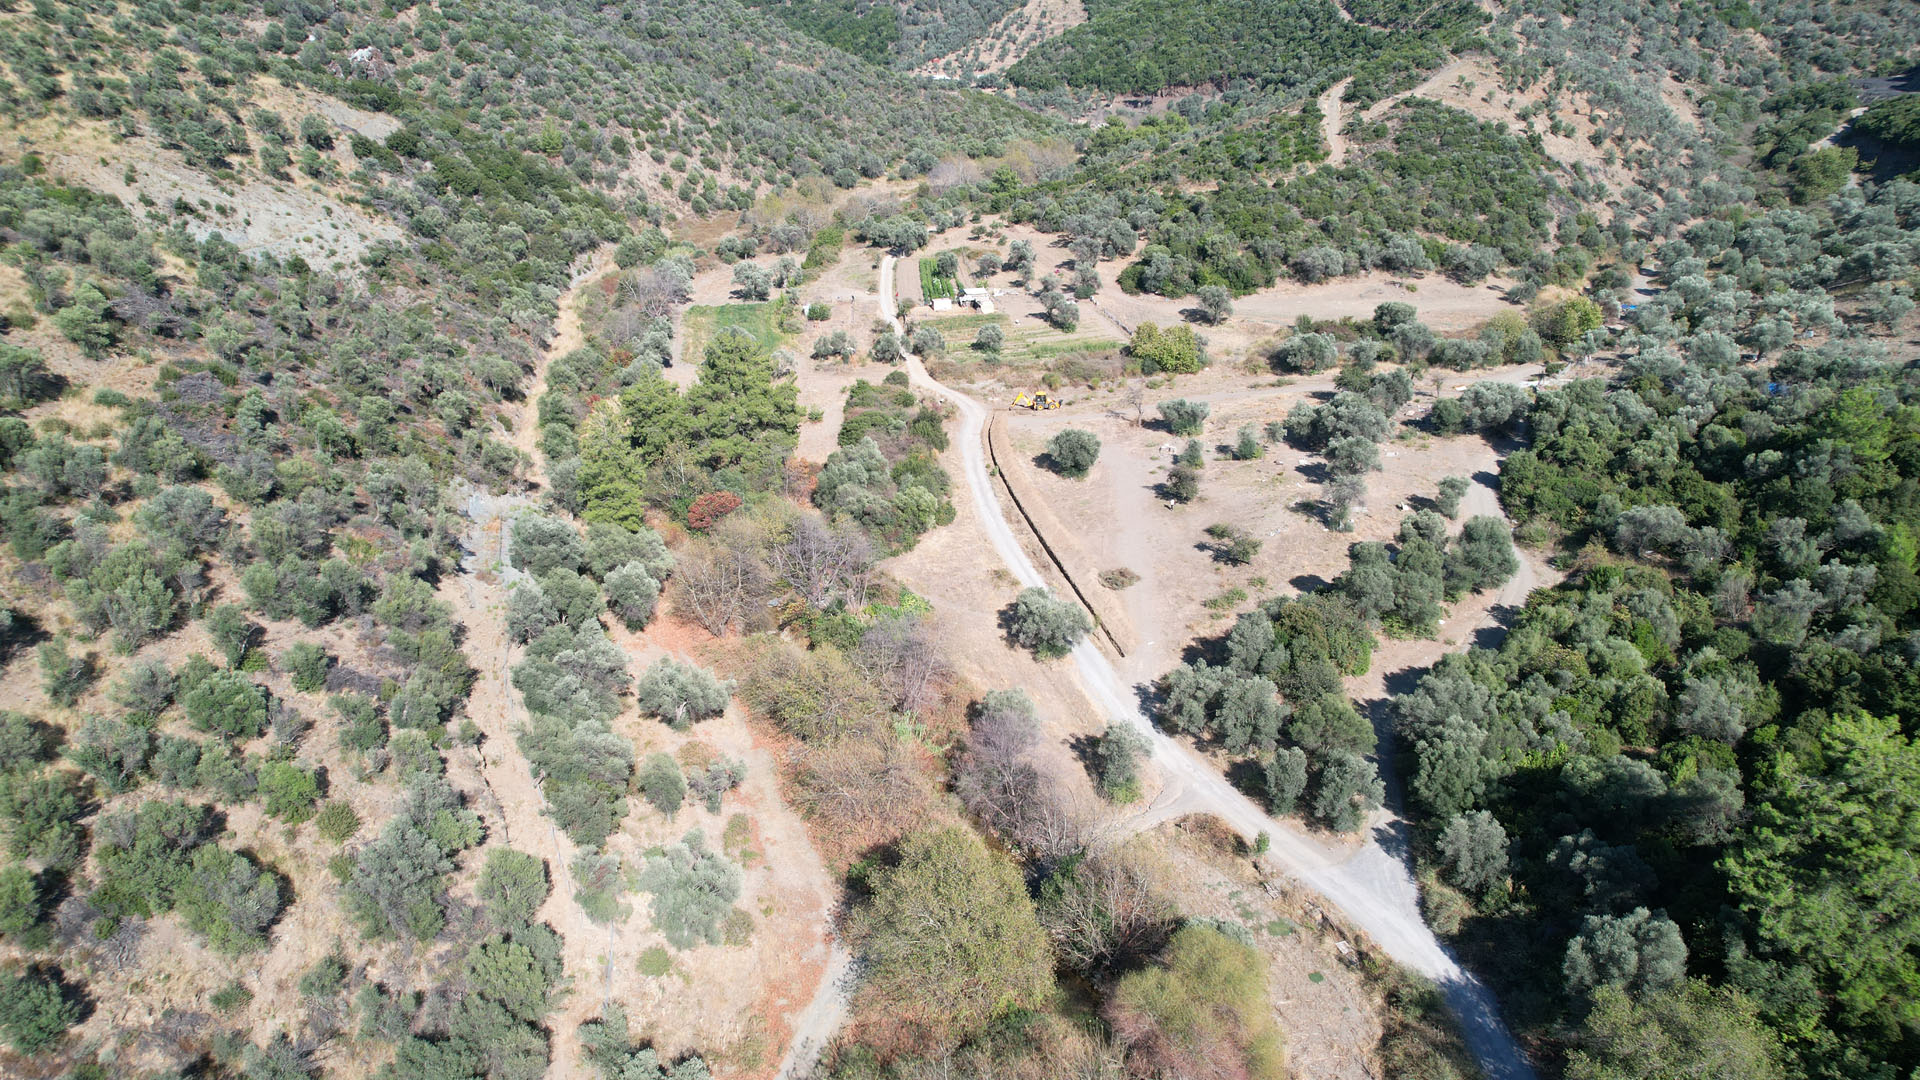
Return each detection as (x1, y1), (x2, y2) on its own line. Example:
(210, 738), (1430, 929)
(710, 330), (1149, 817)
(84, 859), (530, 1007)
(259, 761), (321, 823)
(0, 966), (78, 1052)
(479, 849), (550, 929)
(284, 642), (331, 693)
(0, 864), (42, 937)
(299, 951), (348, 999)
(315, 801), (361, 844)
(852, 826), (1052, 1038)
(180, 660), (269, 739)
(637, 946), (672, 977)
(1094, 723), (1150, 802)
(636, 831), (740, 950)
(1158, 398), (1210, 435)
(210, 980), (253, 1012)
(636, 753), (686, 818)
(572, 850), (628, 925)
(1106, 926), (1285, 1080)
(37, 640), (93, 707)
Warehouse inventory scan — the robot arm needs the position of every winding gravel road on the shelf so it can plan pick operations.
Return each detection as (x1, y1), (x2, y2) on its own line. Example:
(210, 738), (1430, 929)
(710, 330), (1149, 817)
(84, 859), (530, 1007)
(880, 256), (1538, 1080)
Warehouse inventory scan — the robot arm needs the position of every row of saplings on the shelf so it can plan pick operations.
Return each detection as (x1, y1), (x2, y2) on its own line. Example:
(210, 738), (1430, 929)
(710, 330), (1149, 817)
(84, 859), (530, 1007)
(503, 510), (760, 1002)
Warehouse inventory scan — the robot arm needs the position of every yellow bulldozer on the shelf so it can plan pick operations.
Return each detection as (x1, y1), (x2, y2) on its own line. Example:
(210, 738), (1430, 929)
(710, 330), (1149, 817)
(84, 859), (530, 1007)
(1013, 391), (1061, 411)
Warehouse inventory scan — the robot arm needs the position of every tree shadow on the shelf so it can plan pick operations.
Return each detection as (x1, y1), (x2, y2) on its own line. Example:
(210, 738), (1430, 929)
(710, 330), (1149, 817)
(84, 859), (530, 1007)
(1469, 602), (1525, 650)
(1067, 731), (1103, 788)
(1030, 452), (1070, 478)
(1484, 428), (1529, 456)
(1369, 814), (1415, 866)
(994, 600), (1041, 657)
(842, 836), (907, 901)
(1152, 477), (1197, 505)
(1224, 757), (1268, 803)
(1131, 678), (1172, 723)
(1293, 496), (1341, 530)
(40, 962), (94, 1028)
(1290, 573), (1329, 594)
(0, 608), (49, 662)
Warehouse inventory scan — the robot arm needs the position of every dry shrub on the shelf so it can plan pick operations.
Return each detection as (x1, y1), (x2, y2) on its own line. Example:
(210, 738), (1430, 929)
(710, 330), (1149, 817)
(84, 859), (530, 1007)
(671, 533), (774, 638)
(791, 732), (939, 867)
(1041, 842), (1177, 977)
(1050, 350), (1123, 388)
(1372, 966), (1479, 1080)
(1172, 812), (1245, 857)
(858, 1002), (1128, 1080)
(717, 633), (951, 867)
(686, 490), (743, 531)
(730, 635), (891, 741)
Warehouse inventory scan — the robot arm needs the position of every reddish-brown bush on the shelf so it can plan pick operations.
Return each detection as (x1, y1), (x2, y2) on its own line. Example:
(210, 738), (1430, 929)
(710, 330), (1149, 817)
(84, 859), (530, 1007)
(686, 491), (743, 531)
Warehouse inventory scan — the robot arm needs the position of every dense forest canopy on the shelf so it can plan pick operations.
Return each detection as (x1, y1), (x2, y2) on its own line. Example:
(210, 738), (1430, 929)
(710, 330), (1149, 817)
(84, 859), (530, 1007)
(1006, 0), (1485, 101)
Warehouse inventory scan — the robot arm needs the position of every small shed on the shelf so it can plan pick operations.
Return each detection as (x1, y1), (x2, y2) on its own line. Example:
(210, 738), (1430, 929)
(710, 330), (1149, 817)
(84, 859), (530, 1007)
(961, 287), (995, 314)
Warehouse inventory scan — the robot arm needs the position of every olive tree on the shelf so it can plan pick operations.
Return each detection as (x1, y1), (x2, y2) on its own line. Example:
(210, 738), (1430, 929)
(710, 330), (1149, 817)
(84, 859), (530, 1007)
(1004, 587), (1091, 659)
(1272, 331), (1337, 373)
(1563, 907), (1688, 999)
(1436, 810), (1509, 894)
(1157, 399), (1210, 436)
(910, 325), (946, 357)
(1445, 516), (1519, 597)
(1045, 429), (1101, 479)
(633, 658), (733, 729)
(1094, 723), (1150, 803)
(1196, 285), (1232, 325)
(1263, 747), (1308, 815)
(603, 563), (661, 629)
(1311, 751), (1384, 832)
(478, 849), (550, 929)
(511, 514), (584, 576)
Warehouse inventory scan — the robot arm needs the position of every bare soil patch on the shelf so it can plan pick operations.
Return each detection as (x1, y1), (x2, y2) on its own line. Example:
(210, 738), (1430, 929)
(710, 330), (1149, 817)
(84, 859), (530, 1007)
(916, 0), (1089, 78)
(988, 365), (1541, 683)
(3, 114), (402, 274)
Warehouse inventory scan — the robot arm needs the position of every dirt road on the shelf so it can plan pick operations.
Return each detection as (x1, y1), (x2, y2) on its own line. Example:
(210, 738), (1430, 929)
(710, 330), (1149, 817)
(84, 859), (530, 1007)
(1320, 78), (1353, 167)
(774, 943), (855, 1080)
(881, 256), (1539, 1080)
